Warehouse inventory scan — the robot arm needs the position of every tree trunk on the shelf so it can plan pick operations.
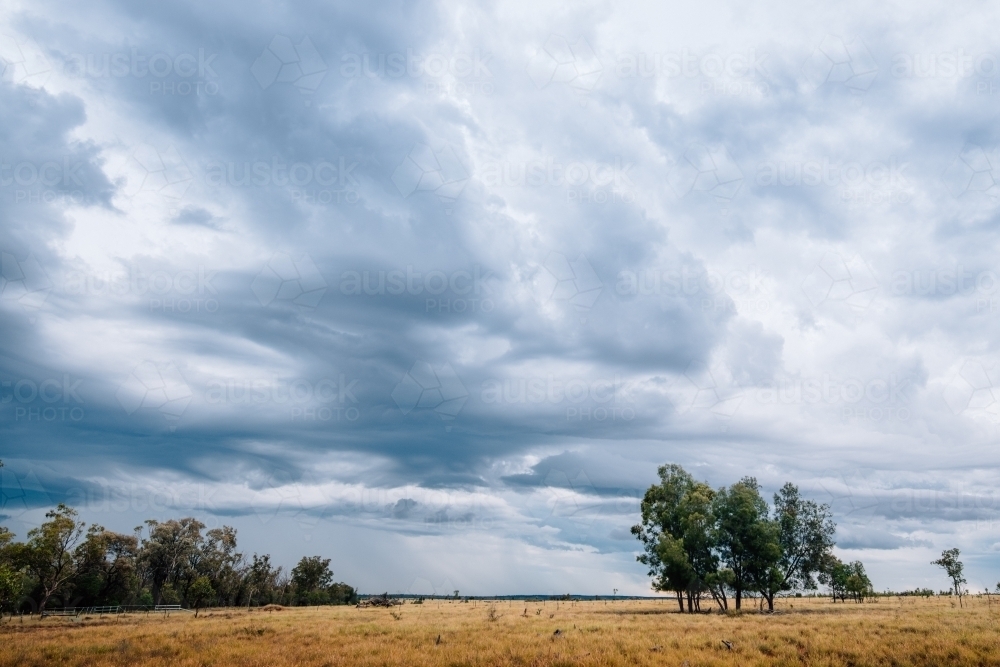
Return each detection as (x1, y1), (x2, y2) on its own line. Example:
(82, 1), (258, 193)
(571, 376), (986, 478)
(766, 594), (774, 611)
(38, 592), (52, 619)
(735, 587), (742, 610)
(675, 591), (684, 612)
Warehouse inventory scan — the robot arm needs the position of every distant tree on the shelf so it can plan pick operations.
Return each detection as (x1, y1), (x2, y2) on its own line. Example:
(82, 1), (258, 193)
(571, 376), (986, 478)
(14, 504), (85, 615)
(0, 479), (16, 615)
(845, 561), (873, 603)
(291, 556), (333, 605)
(188, 576), (214, 617)
(191, 526), (243, 606)
(932, 548), (967, 607)
(819, 554), (849, 602)
(819, 556), (873, 603)
(0, 525), (20, 615)
(72, 526), (138, 606)
(712, 478), (780, 610)
(138, 518), (204, 605)
(245, 553), (282, 607)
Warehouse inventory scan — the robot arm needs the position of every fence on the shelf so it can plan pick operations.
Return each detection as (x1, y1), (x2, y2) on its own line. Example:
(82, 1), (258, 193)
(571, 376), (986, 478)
(42, 604), (192, 617)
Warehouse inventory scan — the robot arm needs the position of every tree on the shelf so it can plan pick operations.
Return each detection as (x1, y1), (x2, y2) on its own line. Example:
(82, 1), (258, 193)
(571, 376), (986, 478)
(819, 554), (849, 602)
(712, 478), (781, 610)
(631, 465), (698, 611)
(188, 576), (214, 617)
(0, 514), (18, 617)
(757, 483), (836, 610)
(654, 533), (696, 610)
(138, 518), (204, 605)
(932, 548), (967, 607)
(291, 556), (334, 605)
(0, 526), (20, 616)
(845, 561), (873, 603)
(73, 526), (138, 607)
(15, 504), (85, 615)
(819, 556), (872, 603)
(677, 482), (725, 611)
(189, 526), (243, 606)
(245, 553), (282, 607)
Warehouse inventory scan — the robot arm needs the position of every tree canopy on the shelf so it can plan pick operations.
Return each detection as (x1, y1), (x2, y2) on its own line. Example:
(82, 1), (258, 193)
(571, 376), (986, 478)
(632, 464), (850, 611)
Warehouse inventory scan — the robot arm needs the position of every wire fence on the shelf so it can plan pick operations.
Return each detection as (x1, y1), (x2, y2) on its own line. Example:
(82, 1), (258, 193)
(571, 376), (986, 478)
(42, 605), (192, 617)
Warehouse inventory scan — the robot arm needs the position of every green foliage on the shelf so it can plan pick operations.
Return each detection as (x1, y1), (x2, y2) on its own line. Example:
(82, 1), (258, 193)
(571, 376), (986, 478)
(188, 576), (215, 612)
(289, 556), (357, 606)
(0, 563), (22, 612)
(17, 504), (86, 612)
(0, 495), (355, 611)
(633, 464), (847, 612)
(819, 556), (872, 603)
(932, 548), (967, 606)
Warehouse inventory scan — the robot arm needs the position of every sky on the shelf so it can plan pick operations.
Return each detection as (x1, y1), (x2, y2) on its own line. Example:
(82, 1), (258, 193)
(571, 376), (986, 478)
(1, 0), (1000, 596)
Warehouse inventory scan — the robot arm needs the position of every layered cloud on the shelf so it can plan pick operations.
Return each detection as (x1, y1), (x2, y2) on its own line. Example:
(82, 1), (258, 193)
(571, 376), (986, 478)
(1, 0), (999, 593)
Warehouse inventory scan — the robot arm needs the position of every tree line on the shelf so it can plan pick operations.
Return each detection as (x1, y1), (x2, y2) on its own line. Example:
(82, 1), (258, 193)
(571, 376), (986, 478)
(0, 464), (356, 615)
(631, 464), (874, 611)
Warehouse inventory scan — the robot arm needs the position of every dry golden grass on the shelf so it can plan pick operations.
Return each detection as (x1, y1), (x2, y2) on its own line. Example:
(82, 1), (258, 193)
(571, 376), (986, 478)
(2, 596), (1000, 666)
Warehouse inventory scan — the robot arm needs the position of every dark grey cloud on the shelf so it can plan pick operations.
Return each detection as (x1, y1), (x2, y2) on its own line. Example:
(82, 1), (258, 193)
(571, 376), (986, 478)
(3, 0), (1000, 593)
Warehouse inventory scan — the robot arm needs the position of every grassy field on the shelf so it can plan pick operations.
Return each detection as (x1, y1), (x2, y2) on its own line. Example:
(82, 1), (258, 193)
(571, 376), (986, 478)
(1, 596), (999, 666)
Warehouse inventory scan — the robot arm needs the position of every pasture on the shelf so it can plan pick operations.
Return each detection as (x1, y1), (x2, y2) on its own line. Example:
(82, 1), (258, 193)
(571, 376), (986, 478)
(2, 596), (1000, 666)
